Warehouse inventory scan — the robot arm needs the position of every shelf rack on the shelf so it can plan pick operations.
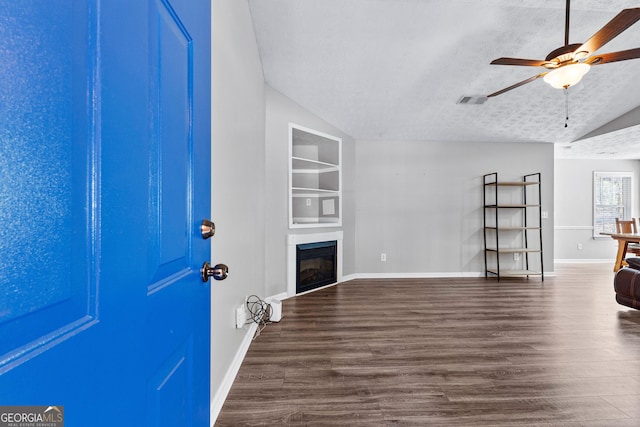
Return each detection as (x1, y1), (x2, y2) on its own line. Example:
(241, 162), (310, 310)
(483, 172), (543, 281)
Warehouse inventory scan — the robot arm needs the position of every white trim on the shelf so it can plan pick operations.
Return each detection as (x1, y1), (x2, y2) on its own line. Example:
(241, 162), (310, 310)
(289, 123), (343, 146)
(554, 225), (593, 230)
(287, 231), (343, 297)
(265, 292), (289, 302)
(341, 274), (359, 283)
(554, 259), (613, 264)
(343, 271), (558, 280)
(344, 272), (485, 279)
(210, 322), (258, 424)
(294, 281), (340, 296)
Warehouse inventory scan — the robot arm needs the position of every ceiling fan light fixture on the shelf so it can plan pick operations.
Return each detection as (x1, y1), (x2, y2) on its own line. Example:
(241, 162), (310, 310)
(543, 63), (591, 89)
(573, 50), (590, 60)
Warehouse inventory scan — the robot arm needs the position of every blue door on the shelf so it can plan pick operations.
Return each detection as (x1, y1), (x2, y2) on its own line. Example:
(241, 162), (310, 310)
(0, 1), (211, 425)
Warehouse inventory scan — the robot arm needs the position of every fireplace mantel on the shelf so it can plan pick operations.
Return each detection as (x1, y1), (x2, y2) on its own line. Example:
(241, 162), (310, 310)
(287, 231), (343, 297)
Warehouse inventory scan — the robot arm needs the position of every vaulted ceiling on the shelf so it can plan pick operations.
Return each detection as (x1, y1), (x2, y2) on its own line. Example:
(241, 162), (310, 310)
(247, 0), (640, 159)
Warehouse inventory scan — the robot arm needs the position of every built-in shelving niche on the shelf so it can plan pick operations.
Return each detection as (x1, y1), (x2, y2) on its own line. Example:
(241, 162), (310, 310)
(289, 124), (342, 228)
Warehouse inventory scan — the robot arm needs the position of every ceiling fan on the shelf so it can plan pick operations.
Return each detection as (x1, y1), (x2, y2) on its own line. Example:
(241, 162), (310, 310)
(487, 0), (640, 98)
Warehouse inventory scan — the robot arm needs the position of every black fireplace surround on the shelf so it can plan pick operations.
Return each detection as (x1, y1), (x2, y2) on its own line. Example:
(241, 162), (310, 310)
(296, 240), (337, 294)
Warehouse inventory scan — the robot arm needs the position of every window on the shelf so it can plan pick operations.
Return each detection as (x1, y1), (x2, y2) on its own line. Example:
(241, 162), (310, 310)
(593, 171), (633, 237)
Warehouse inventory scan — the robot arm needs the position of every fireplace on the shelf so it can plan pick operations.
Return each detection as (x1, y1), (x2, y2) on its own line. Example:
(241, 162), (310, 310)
(287, 231), (342, 297)
(296, 241), (337, 294)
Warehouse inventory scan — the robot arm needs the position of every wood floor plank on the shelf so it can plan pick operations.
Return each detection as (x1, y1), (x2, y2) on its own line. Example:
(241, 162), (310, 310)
(215, 263), (640, 426)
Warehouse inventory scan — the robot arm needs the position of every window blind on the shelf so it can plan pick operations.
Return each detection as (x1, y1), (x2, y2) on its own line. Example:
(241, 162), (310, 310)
(593, 171), (633, 237)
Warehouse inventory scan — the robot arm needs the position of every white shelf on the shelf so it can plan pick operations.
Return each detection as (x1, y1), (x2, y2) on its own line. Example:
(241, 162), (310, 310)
(292, 217), (340, 224)
(289, 124), (342, 229)
(292, 157), (338, 172)
(292, 187), (339, 194)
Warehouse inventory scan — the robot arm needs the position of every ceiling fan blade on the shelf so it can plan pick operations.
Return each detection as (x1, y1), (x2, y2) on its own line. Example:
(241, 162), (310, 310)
(576, 8), (640, 56)
(490, 57), (550, 67)
(586, 47), (640, 65)
(487, 73), (548, 98)
(491, 58), (549, 67)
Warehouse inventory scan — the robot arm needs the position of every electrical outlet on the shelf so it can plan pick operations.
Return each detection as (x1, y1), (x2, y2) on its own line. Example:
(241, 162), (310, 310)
(577, 243), (583, 250)
(305, 198), (311, 206)
(513, 252), (520, 261)
(380, 253), (387, 262)
(541, 211), (549, 219)
(235, 305), (246, 329)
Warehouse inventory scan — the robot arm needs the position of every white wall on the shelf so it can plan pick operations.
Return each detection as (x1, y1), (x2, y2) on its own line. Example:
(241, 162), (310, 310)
(264, 86), (356, 297)
(210, 0), (266, 414)
(210, 1), (358, 417)
(209, 0), (568, 418)
(554, 159), (640, 261)
(355, 140), (555, 275)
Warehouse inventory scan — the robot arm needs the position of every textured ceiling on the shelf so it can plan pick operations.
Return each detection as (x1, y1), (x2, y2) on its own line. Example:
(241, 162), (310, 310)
(247, 0), (640, 159)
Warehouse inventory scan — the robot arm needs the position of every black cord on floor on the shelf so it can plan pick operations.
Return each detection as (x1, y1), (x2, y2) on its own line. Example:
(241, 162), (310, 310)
(246, 295), (272, 339)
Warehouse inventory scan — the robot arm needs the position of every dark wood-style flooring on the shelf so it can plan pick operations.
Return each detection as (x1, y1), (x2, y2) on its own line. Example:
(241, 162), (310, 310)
(215, 263), (640, 426)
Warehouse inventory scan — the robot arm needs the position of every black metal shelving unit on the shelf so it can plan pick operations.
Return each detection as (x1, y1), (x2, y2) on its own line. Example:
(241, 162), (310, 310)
(483, 172), (543, 281)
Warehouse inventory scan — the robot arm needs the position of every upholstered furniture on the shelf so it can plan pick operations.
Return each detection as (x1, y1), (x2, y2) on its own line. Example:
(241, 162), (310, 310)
(614, 258), (640, 310)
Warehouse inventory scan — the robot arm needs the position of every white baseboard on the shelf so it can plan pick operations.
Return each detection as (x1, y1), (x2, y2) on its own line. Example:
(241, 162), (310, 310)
(554, 259), (613, 264)
(210, 322), (258, 425)
(340, 273), (359, 282)
(343, 271), (559, 280)
(343, 272), (485, 280)
(266, 292), (289, 302)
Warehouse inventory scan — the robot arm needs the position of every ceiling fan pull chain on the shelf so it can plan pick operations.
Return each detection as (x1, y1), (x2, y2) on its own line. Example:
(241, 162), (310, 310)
(564, 88), (569, 128)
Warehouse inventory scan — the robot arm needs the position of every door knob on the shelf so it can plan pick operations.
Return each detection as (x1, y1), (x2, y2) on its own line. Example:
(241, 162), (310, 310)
(201, 261), (228, 282)
(200, 219), (215, 239)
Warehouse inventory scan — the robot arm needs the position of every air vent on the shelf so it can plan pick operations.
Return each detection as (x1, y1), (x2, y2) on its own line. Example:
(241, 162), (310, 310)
(456, 95), (488, 105)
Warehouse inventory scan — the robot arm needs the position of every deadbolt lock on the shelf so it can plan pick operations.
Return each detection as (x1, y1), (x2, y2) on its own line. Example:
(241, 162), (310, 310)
(200, 219), (215, 240)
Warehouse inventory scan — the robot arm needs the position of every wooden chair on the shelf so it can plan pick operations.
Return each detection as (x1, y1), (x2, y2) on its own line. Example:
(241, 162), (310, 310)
(616, 218), (637, 233)
(616, 218), (640, 256)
